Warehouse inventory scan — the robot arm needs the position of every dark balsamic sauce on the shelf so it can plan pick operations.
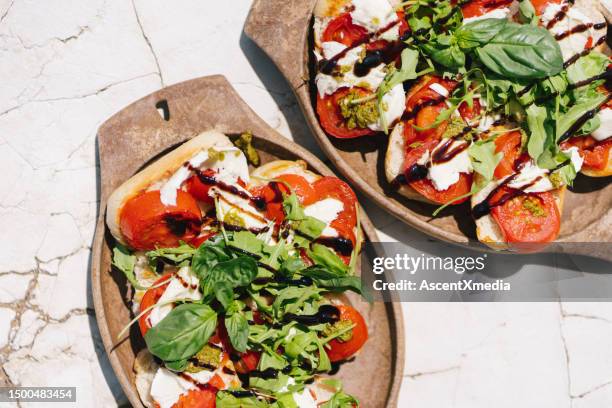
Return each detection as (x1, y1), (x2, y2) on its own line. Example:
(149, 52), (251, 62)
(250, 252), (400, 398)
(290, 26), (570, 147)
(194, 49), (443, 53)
(282, 304), (341, 325)
(554, 23), (593, 41)
(315, 236), (353, 256)
(546, 0), (574, 30)
(564, 35), (607, 68)
(431, 138), (470, 164)
(318, 19), (401, 75)
(164, 214), (201, 237)
(558, 94), (611, 142)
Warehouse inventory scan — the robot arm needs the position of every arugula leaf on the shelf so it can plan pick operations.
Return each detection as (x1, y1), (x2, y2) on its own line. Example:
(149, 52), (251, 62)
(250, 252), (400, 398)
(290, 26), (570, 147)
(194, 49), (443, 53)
(422, 34), (465, 69)
(475, 23), (563, 79)
(296, 217), (326, 239)
(273, 286), (323, 318)
(112, 243), (147, 290)
(566, 51), (609, 84)
(557, 93), (607, 140)
(283, 192), (305, 221)
(227, 230), (264, 257)
(299, 266), (363, 295)
(307, 244), (348, 275)
(216, 391), (269, 408)
(146, 242), (195, 267)
(144, 303), (217, 362)
(225, 311), (249, 353)
(468, 141), (503, 184)
(250, 373), (292, 394)
(518, 0), (538, 25)
(456, 18), (507, 49)
(526, 104), (549, 161)
(320, 390), (360, 408)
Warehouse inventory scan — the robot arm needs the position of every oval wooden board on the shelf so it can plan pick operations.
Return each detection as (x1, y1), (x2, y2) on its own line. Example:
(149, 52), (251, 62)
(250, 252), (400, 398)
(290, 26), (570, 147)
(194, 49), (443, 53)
(91, 75), (404, 408)
(244, 0), (612, 249)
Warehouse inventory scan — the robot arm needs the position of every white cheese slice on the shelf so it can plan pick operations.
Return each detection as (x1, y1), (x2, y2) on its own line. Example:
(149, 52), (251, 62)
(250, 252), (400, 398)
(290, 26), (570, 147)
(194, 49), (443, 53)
(315, 44), (387, 97)
(209, 185), (269, 230)
(150, 368), (193, 408)
(563, 146), (584, 173)
(463, 7), (513, 24)
(148, 266), (201, 327)
(541, 3), (605, 61)
(350, 0), (399, 35)
(507, 161), (554, 193)
(367, 83), (406, 131)
(427, 140), (473, 191)
(592, 109), (612, 142)
(304, 198), (344, 236)
(429, 83), (450, 97)
(292, 388), (318, 408)
(160, 147), (250, 206)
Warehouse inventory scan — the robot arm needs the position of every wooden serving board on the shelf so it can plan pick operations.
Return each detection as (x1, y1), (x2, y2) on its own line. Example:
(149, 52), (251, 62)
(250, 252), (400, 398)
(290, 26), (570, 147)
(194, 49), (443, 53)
(91, 75), (404, 408)
(244, 0), (612, 248)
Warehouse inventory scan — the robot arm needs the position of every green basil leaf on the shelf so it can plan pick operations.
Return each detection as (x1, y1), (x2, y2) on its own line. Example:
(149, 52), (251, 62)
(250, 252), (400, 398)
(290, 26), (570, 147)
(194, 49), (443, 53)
(307, 244), (348, 275)
(215, 281), (234, 310)
(456, 18), (507, 49)
(225, 312), (249, 353)
(250, 373), (292, 393)
(422, 39), (465, 69)
(227, 230), (264, 256)
(518, 0), (538, 25)
(111, 243), (147, 290)
(192, 239), (232, 279)
(164, 358), (188, 372)
(144, 303), (217, 362)
(201, 256), (258, 300)
(476, 23), (563, 79)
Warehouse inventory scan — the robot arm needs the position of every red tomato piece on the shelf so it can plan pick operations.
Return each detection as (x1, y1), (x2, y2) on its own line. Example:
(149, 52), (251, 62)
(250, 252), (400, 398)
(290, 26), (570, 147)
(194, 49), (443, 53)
(460, 0), (515, 18)
(494, 131), (522, 179)
(138, 273), (172, 337)
(185, 169), (216, 204)
(190, 232), (217, 248)
(326, 305), (368, 362)
(491, 189), (561, 243)
(171, 387), (216, 408)
(316, 88), (377, 139)
(321, 13), (368, 47)
(120, 190), (202, 251)
(234, 351), (261, 374)
(562, 136), (611, 171)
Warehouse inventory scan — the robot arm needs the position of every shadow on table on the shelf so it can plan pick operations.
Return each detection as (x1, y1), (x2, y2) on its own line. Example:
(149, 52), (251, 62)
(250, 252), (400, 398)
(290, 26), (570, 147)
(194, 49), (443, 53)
(86, 141), (130, 407)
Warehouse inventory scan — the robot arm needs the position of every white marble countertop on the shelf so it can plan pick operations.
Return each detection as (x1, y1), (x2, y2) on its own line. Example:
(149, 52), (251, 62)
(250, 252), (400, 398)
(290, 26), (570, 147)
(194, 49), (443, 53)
(1, 1), (611, 407)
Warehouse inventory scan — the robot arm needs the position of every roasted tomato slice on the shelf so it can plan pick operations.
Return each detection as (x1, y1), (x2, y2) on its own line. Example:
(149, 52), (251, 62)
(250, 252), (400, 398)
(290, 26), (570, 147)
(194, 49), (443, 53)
(460, 0), (516, 18)
(321, 12), (368, 47)
(491, 189), (561, 243)
(311, 176), (358, 230)
(316, 88), (377, 139)
(562, 136), (611, 171)
(250, 174), (316, 223)
(185, 169), (216, 204)
(138, 273), (172, 337)
(234, 350), (262, 374)
(326, 305), (368, 362)
(172, 387), (217, 408)
(494, 130), (523, 179)
(120, 190), (202, 251)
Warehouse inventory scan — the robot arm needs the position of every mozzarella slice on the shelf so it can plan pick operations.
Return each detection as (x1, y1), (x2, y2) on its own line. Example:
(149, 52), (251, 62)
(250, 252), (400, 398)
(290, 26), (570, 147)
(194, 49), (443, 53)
(150, 368), (194, 408)
(367, 83), (406, 131)
(541, 2), (605, 61)
(562, 146), (584, 173)
(304, 198), (344, 237)
(427, 140), (473, 191)
(463, 7), (512, 24)
(507, 162), (554, 193)
(160, 147), (250, 206)
(148, 266), (201, 327)
(350, 0), (399, 37)
(592, 109), (612, 142)
(429, 83), (449, 97)
(210, 185), (270, 231)
(292, 388), (318, 408)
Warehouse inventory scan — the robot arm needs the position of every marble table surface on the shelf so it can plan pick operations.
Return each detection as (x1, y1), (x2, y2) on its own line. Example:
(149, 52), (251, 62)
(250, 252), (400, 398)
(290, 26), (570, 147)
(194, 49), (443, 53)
(1, 1), (611, 407)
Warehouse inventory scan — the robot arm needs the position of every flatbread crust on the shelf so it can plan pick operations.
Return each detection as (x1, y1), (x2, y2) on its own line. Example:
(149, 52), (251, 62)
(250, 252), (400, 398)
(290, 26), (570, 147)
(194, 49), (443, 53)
(105, 130), (234, 244)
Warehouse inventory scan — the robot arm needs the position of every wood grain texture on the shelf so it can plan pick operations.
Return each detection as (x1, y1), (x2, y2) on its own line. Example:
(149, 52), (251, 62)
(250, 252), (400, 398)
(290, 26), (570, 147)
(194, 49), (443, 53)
(91, 75), (404, 408)
(244, 0), (612, 250)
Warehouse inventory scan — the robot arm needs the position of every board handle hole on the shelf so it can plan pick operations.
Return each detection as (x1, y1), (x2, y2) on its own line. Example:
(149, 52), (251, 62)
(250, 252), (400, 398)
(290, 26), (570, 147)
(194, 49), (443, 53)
(155, 99), (170, 121)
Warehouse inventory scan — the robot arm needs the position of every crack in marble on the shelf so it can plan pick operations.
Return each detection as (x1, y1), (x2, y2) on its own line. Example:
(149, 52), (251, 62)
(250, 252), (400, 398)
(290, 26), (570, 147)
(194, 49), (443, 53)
(131, 0), (164, 87)
(571, 378), (612, 400)
(558, 302), (573, 408)
(0, 0), (14, 25)
(404, 365), (460, 379)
